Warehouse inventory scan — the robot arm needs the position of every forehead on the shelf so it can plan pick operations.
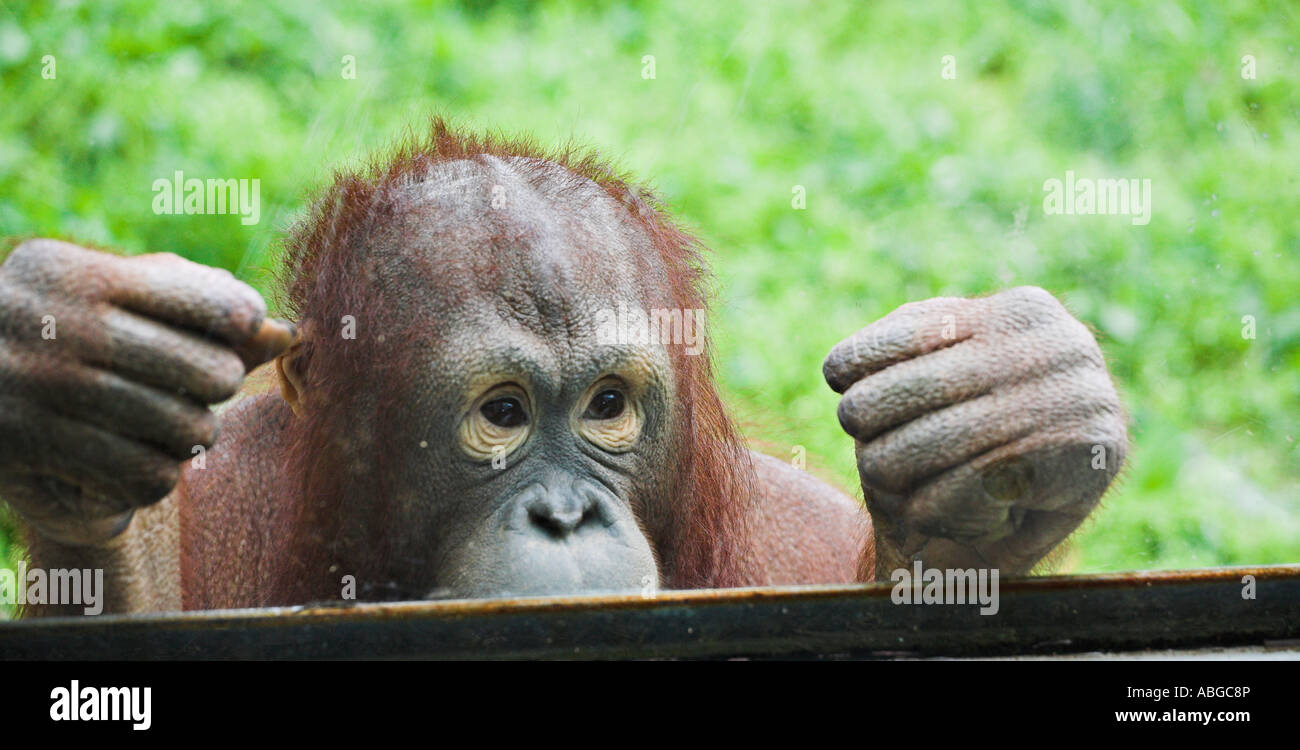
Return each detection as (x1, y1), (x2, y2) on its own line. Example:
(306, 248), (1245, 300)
(366, 154), (674, 329)
(352, 157), (682, 400)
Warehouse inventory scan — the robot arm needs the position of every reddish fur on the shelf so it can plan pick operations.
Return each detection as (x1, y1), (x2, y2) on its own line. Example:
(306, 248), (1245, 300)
(269, 118), (758, 595)
(15, 120), (869, 615)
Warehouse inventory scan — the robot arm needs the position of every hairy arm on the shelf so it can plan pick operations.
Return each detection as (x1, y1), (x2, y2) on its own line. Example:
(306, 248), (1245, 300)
(738, 450), (872, 586)
(19, 496), (179, 616)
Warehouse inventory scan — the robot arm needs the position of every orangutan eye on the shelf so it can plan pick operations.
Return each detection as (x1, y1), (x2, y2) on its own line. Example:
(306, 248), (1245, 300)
(575, 381), (640, 452)
(481, 397), (528, 428)
(583, 389), (625, 420)
(461, 385), (533, 461)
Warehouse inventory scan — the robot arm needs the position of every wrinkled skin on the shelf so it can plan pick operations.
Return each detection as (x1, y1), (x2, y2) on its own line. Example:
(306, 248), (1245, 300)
(822, 287), (1126, 578)
(0, 241), (291, 546)
(0, 155), (1126, 615)
(276, 156), (676, 599)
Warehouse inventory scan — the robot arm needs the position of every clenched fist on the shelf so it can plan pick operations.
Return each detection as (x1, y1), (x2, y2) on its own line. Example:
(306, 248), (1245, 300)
(824, 286), (1126, 578)
(0, 239), (294, 546)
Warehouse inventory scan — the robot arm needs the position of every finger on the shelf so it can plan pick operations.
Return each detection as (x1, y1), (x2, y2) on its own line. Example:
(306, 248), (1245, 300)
(985, 286), (1073, 333)
(823, 297), (980, 394)
(108, 252), (271, 346)
(12, 357), (219, 460)
(824, 286), (1074, 394)
(836, 324), (1102, 443)
(900, 507), (1090, 573)
(1, 239), (117, 298)
(901, 435), (1115, 546)
(4, 241), (269, 346)
(233, 317), (297, 371)
(0, 396), (181, 514)
(85, 306), (246, 403)
(853, 366), (1117, 495)
(0, 482), (137, 546)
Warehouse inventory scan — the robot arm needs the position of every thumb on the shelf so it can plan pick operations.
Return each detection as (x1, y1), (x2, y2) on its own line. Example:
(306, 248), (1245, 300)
(234, 318), (297, 372)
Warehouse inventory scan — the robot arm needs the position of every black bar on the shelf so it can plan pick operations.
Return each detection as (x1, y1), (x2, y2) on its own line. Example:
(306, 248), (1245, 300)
(2, 565), (1297, 660)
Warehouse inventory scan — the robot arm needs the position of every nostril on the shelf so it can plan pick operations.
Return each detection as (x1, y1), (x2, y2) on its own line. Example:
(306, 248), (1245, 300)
(526, 497), (591, 537)
(573, 479), (619, 528)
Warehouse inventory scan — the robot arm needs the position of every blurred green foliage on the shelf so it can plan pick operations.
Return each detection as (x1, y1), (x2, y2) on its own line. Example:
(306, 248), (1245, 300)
(1, 0), (1297, 615)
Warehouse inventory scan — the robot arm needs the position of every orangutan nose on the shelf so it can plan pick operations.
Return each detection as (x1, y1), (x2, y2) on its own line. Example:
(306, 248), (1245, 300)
(523, 482), (602, 537)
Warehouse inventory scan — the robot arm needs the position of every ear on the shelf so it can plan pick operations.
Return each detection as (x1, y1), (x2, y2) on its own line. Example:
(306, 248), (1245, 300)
(276, 344), (307, 416)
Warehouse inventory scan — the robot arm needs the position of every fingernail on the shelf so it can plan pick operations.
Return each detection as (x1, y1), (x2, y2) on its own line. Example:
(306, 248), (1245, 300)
(275, 318), (299, 342)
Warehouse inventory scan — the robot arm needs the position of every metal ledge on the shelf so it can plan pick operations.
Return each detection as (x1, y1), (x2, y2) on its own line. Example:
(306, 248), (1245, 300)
(2, 565), (1297, 660)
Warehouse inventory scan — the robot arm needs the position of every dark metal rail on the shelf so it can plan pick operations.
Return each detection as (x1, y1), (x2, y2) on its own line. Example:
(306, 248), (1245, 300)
(2, 565), (1297, 659)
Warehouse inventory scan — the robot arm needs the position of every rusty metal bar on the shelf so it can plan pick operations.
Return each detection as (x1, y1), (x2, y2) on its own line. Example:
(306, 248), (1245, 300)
(1, 565), (1297, 660)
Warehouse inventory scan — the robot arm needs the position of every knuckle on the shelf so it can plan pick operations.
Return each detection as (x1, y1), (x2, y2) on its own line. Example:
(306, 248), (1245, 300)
(9, 238), (96, 269)
(160, 402), (219, 454)
(7, 238), (63, 266)
(124, 455), (180, 503)
(823, 326), (883, 391)
(234, 279), (267, 312)
(5, 240), (116, 303)
(825, 335), (853, 364)
(137, 251), (210, 272)
(822, 349), (852, 390)
(1069, 317), (1102, 350)
(837, 383), (878, 437)
(901, 295), (963, 317)
(891, 300), (928, 321)
(1008, 285), (1054, 303)
(862, 484), (906, 519)
(6, 240), (40, 267)
(201, 350), (247, 401)
(837, 382), (883, 438)
(836, 394), (860, 436)
(3, 240), (60, 283)
(856, 454), (902, 499)
(821, 349), (839, 375)
(179, 408), (220, 451)
(898, 297), (940, 313)
(988, 286), (1067, 332)
(853, 440), (886, 482)
(172, 338), (246, 399)
(221, 281), (268, 338)
(1009, 285), (1064, 316)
